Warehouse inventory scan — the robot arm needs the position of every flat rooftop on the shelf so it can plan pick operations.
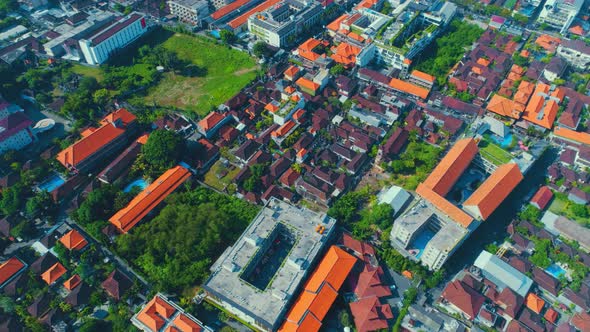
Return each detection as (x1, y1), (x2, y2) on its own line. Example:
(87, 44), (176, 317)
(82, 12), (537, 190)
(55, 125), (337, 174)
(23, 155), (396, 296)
(203, 198), (336, 330)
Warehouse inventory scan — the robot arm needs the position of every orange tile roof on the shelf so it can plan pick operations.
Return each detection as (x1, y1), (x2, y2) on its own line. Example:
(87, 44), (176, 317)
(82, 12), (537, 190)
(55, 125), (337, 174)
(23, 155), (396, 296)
(535, 34), (561, 52)
(109, 166), (191, 233)
(553, 127), (590, 145)
(296, 148), (307, 158)
(279, 246), (356, 332)
(327, 14), (348, 32)
(511, 64), (525, 75)
(348, 32), (365, 42)
(463, 163), (523, 220)
(514, 81), (535, 105)
(298, 38), (322, 62)
(520, 49), (530, 58)
(210, 0), (250, 20)
(57, 108), (136, 168)
(402, 270), (413, 279)
(0, 257), (24, 286)
(388, 78), (430, 99)
(41, 262), (66, 285)
(136, 295), (177, 332)
(411, 70), (436, 83)
(508, 72), (522, 81)
(331, 42), (361, 67)
(272, 120), (296, 138)
(284, 65), (300, 79)
(525, 293), (545, 314)
(291, 94), (301, 102)
(569, 25), (585, 36)
(477, 58), (491, 67)
(551, 87), (565, 101)
(522, 85), (560, 129)
(284, 86), (296, 94)
(472, 66), (483, 75)
(486, 94), (524, 119)
(198, 112), (225, 132)
(416, 184), (474, 228)
(423, 138), (479, 196)
(172, 314), (203, 332)
(296, 77), (320, 92)
(292, 109), (305, 121)
(355, 0), (378, 10)
(228, 0), (281, 29)
(63, 274), (81, 290)
(403, 58), (412, 65)
(136, 134), (149, 145)
(59, 229), (88, 250)
(265, 102), (280, 113)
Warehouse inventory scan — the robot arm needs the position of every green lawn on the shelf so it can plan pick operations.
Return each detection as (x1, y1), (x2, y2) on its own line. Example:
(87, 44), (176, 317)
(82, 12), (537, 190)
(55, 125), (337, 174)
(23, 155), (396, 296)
(71, 64), (104, 82)
(145, 33), (258, 116)
(549, 194), (590, 225)
(479, 141), (513, 165)
(204, 160), (241, 191)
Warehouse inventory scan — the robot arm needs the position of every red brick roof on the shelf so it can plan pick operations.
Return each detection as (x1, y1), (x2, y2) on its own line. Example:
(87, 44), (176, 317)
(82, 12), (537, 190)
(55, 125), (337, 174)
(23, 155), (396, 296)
(495, 287), (524, 319)
(64, 274), (81, 291)
(463, 163), (523, 220)
(571, 312), (590, 332)
(530, 186), (553, 210)
(353, 266), (391, 299)
(228, 0), (281, 29)
(423, 138), (478, 196)
(279, 246), (356, 332)
(388, 78), (430, 99)
(57, 109), (136, 168)
(41, 262), (66, 285)
(109, 166), (190, 233)
(210, 0), (249, 20)
(198, 112), (225, 132)
(441, 280), (485, 320)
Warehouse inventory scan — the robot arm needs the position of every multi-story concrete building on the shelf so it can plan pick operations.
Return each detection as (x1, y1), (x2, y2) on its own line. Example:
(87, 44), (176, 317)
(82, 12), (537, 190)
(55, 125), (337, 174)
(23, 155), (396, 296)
(0, 99), (35, 154)
(390, 138), (524, 270)
(538, 0), (583, 34)
(167, 0), (209, 26)
(79, 12), (148, 65)
(556, 39), (590, 70)
(203, 198), (336, 331)
(211, 0), (233, 10)
(247, 0), (323, 47)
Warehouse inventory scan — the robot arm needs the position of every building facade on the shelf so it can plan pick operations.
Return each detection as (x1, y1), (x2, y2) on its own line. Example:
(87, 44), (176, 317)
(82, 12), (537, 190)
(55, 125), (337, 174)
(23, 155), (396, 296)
(556, 39), (590, 70)
(79, 13), (148, 65)
(537, 0), (583, 34)
(167, 0), (209, 26)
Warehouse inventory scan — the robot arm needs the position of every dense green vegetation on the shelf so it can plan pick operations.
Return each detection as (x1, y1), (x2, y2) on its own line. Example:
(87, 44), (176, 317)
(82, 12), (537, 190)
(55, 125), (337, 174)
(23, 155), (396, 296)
(140, 129), (185, 174)
(116, 186), (259, 296)
(414, 20), (484, 85)
(384, 139), (442, 190)
(549, 191), (590, 227)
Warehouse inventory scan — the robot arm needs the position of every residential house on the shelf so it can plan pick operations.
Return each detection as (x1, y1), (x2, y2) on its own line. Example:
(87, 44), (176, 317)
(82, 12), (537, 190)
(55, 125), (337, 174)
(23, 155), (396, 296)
(440, 280), (486, 321)
(197, 112), (230, 138)
(556, 39), (590, 70)
(234, 140), (262, 165)
(530, 186), (553, 210)
(0, 257), (26, 289)
(102, 269), (133, 300)
(543, 57), (567, 82)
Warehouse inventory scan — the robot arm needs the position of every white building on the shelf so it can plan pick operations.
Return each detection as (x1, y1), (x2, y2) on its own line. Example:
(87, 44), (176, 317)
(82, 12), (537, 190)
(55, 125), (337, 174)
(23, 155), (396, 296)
(0, 100), (35, 154)
(167, 0), (209, 27)
(378, 186), (411, 217)
(247, 0), (323, 47)
(538, 0), (583, 34)
(473, 251), (533, 297)
(556, 39), (590, 70)
(79, 12), (148, 65)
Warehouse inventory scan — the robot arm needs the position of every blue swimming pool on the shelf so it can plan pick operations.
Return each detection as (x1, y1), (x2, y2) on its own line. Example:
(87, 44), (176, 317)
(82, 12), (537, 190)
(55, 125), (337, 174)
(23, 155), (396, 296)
(411, 229), (436, 259)
(491, 133), (513, 148)
(124, 178), (148, 193)
(546, 264), (566, 279)
(37, 174), (65, 192)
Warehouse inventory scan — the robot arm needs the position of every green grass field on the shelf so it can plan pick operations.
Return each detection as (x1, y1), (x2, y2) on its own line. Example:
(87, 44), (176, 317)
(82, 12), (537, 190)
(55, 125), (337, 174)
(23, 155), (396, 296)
(204, 160), (241, 191)
(145, 32), (258, 116)
(71, 64), (104, 82)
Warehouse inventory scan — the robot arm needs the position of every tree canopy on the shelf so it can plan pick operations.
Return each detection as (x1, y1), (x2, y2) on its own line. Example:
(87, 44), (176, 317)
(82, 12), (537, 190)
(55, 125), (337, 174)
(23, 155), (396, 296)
(116, 186), (259, 295)
(141, 129), (185, 173)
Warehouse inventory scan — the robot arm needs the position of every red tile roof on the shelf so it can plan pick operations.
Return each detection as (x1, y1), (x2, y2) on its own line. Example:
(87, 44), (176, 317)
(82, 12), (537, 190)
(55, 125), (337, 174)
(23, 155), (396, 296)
(41, 262), (66, 285)
(0, 257), (25, 286)
(571, 312), (590, 332)
(388, 78), (430, 99)
(354, 266), (392, 299)
(172, 313), (203, 332)
(544, 308), (558, 323)
(522, 85), (561, 129)
(279, 246), (356, 332)
(228, 0), (281, 29)
(486, 94), (524, 119)
(327, 14), (348, 32)
(109, 166), (191, 233)
(136, 295), (177, 331)
(210, 0), (249, 20)
(442, 280), (485, 320)
(59, 229), (88, 250)
(296, 77), (320, 92)
(463, 163), (523, 220)
(495, 287), (524, 319)
(198, 112), (225, 132)
(530, 186), (553, 210)
(298, 38), (322, 62)
(331, 42), (361, 67)
(57, 109), (136, 168)
(422, 138), (478, 196)
(349, 296), (393, 332)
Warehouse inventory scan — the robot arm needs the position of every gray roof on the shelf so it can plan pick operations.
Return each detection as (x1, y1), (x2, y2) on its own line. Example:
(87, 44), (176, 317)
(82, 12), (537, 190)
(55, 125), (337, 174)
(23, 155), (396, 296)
(474, 251), (533, 297)
(203, 198), (336, 330)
